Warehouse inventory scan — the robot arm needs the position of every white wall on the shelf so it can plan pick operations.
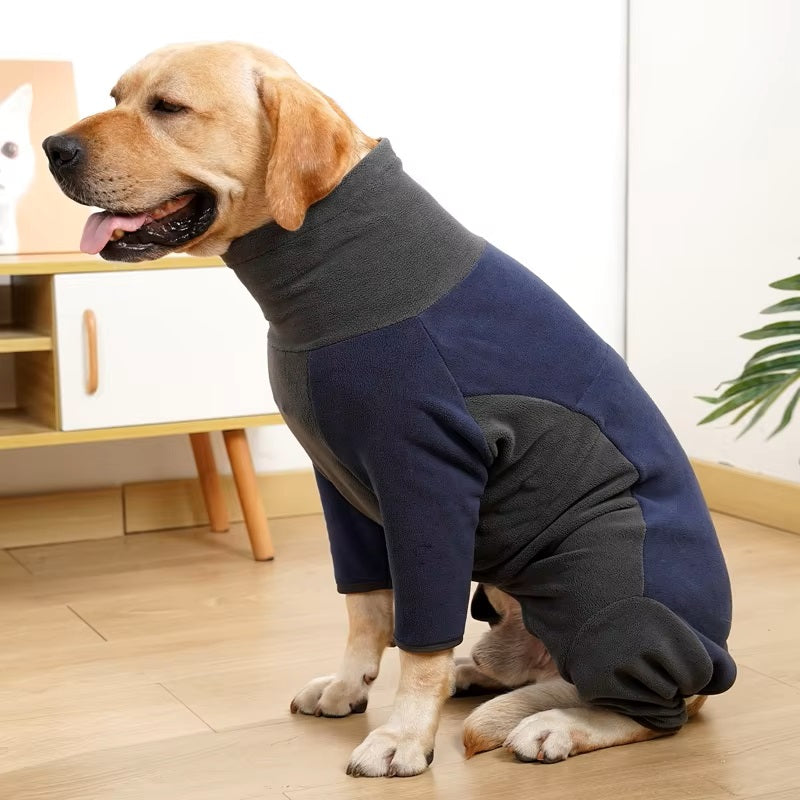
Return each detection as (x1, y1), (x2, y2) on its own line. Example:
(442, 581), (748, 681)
(628, 0), (799, 482)
(0, 0), (627, 494)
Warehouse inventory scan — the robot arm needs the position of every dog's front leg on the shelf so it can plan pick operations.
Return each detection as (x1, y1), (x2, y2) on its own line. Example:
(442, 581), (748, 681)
(346, 648), (454, 777)
(291, 589), (393, 717)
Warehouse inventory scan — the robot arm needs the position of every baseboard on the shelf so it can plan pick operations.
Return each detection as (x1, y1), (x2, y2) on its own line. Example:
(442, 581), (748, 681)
(0, 470), (321, 547)
(123, 469), (322, 533)
(691, 459), (800, 536)
(0, 488), (123, 549)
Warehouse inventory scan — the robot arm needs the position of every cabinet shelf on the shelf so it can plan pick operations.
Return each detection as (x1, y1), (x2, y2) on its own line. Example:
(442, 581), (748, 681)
(0, 325), (53, 354)
(0, 410), (282, 450)
(0, 409), (54, 439)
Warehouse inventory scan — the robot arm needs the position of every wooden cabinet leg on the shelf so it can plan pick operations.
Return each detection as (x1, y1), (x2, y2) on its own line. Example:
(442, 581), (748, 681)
(223, 428), (275, 561)
(189, 432), (230, 533)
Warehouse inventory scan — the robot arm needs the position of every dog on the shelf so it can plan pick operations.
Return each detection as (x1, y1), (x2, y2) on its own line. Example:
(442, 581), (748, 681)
(44, 42), (735, 778)
(0, 83), (35, 254)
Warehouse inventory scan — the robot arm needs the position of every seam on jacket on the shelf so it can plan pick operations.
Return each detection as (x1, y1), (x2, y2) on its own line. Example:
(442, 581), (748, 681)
(575, 341), (612, 409)
(267, 241), (490, 354)
(417, 316), (494, 466)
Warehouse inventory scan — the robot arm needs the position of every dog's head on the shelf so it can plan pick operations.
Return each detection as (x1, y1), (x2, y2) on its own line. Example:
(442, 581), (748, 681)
(43, 42), (371, 262)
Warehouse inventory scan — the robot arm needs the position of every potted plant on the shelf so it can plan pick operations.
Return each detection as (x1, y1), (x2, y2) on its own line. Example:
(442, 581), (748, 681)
(699, 272), (800, 437)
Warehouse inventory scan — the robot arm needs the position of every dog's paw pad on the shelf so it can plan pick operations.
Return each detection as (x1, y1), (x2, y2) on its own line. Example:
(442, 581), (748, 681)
(503, 710), (575, 763)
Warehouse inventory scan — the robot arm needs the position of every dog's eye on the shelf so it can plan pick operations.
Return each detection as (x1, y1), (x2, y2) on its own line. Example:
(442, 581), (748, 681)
(1, 141), (18, 159)
(153, 99), (186, 114)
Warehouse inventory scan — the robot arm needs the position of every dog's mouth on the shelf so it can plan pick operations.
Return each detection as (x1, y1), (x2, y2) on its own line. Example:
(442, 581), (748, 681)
(81, 190), (216, 261)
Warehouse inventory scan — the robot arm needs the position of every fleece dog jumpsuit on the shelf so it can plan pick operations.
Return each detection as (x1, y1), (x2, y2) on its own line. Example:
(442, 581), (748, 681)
(224, 139), (736, 732)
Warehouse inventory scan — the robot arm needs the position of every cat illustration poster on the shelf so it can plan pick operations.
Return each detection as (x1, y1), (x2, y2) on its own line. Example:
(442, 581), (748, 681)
(0, 61), (86, 255)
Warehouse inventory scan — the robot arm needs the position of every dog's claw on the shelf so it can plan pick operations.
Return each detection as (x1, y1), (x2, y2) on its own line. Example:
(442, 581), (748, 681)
(350, 698), (368, 714)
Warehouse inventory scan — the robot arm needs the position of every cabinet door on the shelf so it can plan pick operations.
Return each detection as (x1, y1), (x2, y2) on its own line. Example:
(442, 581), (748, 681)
(54, 268), (276, 431)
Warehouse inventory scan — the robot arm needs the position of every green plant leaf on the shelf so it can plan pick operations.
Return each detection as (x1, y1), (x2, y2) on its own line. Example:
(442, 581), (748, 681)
(732, 399), (760, 424)
(769, 385), (800, 438)
(761, 297), (800, 314)
(770, 273), (800, 291)
(698, 386), (773, 424)
(737, 374), (800, 437)
(741, 321), (800, 340)
(696, 395), (723, 405)
(745, 338), (800, 366)
(741, 354), (800, 378)
(718, 373), (790, 400)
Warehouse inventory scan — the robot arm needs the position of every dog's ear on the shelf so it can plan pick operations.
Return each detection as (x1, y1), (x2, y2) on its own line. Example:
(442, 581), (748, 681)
(258, 75), (352, 231)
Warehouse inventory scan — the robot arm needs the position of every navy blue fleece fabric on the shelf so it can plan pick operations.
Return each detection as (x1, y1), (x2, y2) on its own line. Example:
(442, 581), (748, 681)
(314, 468), (392, 593)
(309, 318), (489, 651)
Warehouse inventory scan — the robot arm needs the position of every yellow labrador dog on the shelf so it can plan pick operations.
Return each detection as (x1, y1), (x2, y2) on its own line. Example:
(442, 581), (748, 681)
(44, 42), (732, 778)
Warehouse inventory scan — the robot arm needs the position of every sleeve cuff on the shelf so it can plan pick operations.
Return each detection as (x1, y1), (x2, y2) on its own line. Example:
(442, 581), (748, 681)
(336, 581), (393, 593)
(394, 636), (464, 653)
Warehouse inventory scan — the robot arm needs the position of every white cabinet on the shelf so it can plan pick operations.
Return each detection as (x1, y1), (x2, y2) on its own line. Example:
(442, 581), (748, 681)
(54, 267), (276, 431)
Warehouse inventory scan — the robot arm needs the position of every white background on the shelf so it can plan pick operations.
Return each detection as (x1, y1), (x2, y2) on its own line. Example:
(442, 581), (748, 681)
(628, 0), (800, 482)
(0, 0), (628, 493)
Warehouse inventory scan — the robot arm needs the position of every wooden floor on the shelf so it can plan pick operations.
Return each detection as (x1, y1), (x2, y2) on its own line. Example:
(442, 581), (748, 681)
(1, 512), (799, 799)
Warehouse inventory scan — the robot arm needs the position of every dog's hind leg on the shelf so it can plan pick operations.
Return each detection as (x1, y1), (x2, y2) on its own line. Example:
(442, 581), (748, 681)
(456, 586), (559, 697)
(502, 706), (667, 763)
(463, 677), (581, 757)
(465, 685), (707, 761)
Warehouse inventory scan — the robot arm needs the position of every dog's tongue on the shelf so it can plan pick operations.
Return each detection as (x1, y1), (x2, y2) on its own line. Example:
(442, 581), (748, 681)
(81, 211), (150, 254)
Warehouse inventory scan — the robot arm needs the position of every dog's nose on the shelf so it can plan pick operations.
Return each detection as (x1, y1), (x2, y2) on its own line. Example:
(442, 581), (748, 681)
(43, 135), (83, 169)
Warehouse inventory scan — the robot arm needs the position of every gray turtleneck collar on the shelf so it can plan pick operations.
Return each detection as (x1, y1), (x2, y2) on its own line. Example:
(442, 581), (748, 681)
(222, 139), (485, 351)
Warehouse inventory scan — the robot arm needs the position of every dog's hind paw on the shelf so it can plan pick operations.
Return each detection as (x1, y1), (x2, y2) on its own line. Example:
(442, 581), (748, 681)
(290, 675), (369, 718)
(346, 727), (433, 777)
(503, 710), (574, 763)
(462, 692), (526, 757)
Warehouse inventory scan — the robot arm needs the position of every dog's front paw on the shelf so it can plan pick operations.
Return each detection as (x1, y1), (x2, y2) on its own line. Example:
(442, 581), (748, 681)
(503, 709), (575, 763)
(290, 675), (369, 718)
(346, 726), (434, 777)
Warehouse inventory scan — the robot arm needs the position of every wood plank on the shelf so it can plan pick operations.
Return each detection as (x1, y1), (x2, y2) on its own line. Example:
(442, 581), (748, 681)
(0, 412), (283, 451)
(0, 720), (344, 800)
(0, 604), (110, 660)
(0, 487), (122, 549)
(0, 252), (222, 276)
(11, 274), (53, 334)
(0, 409), (52, 437)
(0, 682), (210, 774)
(0, 549), (30, 581)
(124, 469), (322, 533)
(693, 458), (800, 535)
(15, 350), (57, 429)
(0, 326), (52, 353)
(7, 521), (264, 579)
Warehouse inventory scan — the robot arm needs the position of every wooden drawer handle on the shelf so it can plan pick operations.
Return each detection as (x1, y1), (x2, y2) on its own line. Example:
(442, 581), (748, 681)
(83, 309), (99, 395)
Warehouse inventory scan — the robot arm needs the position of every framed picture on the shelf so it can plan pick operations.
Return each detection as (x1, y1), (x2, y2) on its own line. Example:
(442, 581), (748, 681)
(0, 61), (87, 255)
